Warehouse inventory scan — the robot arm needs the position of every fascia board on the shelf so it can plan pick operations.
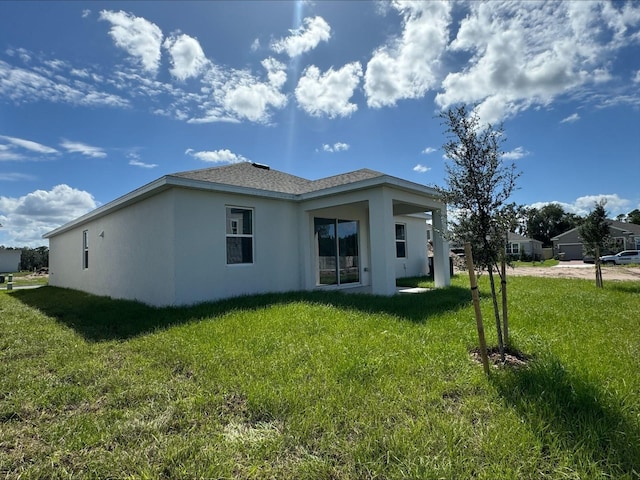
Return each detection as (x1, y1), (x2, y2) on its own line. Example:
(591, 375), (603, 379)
(43, 177), (171, 238)
(299, 175), (442, 203)
(43, 174), (443, 239)
(43, 176), (297, 238)
(167, 176), (298, 200)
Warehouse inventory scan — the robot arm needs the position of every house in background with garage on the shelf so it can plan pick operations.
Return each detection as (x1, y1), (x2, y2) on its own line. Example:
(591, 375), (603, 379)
(551, 220), (640, 260)
(44, 162), (450, 307)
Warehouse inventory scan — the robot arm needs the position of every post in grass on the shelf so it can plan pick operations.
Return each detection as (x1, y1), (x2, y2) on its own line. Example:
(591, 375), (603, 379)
(464, 242), (490, 376)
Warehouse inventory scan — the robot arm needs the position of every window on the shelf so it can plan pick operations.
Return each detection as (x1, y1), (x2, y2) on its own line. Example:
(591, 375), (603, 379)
(506, 243), (519, 255)
(315, 218), (359, 286)
(395, 223), (407, 258)
(82, 230), (89, 269)
(226, 207), (253, 264)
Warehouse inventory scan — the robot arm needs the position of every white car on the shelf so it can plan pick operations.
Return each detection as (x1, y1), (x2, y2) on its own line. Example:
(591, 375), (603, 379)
(599, 250), (640, 265)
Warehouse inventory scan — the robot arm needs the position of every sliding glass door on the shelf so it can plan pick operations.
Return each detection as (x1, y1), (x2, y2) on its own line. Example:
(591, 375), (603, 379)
(315, 218), (359, 286)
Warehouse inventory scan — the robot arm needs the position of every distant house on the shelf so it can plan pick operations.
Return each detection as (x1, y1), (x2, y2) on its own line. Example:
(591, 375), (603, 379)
(506, 232), (544, 261)
(0, 248), (21, 273)
(551, 220), (640, 260)
(44, 162), (451, 307)
(448, 232), (543, 261)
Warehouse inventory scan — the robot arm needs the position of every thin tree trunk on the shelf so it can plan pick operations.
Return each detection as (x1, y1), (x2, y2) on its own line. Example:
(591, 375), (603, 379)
(487, 266), (505, 362)
(501, 257), (508, 346)
(595, 260), (603, 288)
(595, 247), (603, 288)
(464, 243), (490, 376)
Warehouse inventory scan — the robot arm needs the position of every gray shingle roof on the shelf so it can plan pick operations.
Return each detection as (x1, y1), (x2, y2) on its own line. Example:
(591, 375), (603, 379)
(170, 162), (385, 195)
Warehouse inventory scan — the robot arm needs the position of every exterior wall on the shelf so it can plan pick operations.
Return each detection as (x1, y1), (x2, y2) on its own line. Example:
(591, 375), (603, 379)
(47, 181), (450, 305)
(172, 189), (301, 305)
(518, 240), (543, 259)
(49, 191), (176, 305)
(0, 250), (21, 273)
(394, 215), (428, 278)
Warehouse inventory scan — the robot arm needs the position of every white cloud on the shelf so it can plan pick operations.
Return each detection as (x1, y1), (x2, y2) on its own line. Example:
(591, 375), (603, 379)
(0, 172), (36, 181)
(436, 1), (640, 123)
(127, 152), (157, 169)
(0, 185), (97, 246)
(251, 38), (261, 52)
(574, 194), (630, 216)
(0, 151), (26, 162)
(99, 10), (163, 75)
(413, 164), (431, 173)
(321, 142), (350, 153)
(0, 59), (129, 108)
(530, 194), (631, 217)
(6, 47), (32, 64)
(163, 33), (209, 81)
(502, 146), (529, 160)
(296, 62), (362, 118)
(82, 9), (91, 18)
(365, 1), (451, 108)
(634, 70), (640, 83)
(560, 113), (581, 123)
(0, 135), (58, 154)
(421, 147), (437, 155)
(60, 140), (107, 158)
(220, 58), (288, 123)
(185, 148), (248, 164)
(271, 16), (331, 57)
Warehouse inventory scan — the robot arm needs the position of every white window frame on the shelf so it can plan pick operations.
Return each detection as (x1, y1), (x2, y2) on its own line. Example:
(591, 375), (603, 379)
(395, 223), (407, 258)
(226, 206), (254, 265)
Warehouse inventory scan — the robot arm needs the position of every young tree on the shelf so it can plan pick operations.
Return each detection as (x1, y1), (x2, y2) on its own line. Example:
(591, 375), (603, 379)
(437, 105), (520, 361)
(579, 201), (610, 288)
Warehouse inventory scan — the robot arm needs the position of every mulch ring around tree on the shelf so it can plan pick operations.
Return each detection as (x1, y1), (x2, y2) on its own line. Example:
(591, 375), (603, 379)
(470, 346), (532, 369)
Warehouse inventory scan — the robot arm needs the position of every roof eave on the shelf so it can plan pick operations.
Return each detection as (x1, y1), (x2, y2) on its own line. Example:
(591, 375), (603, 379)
(43, 176), (171, 239)
(43, 175), (299, 239)
(43, 173), (444, 239)
(300, 175), (442, 203)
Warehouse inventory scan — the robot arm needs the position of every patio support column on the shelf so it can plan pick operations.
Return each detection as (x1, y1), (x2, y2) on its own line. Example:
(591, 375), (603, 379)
(432, 207), (451, 287)
(298, 208), (312, 290)
(368, 187), (396, 296)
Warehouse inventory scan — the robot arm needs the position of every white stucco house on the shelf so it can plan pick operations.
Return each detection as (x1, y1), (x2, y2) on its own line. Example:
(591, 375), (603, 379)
(0, 248), (21, 273)
(44, 162), (450, 307)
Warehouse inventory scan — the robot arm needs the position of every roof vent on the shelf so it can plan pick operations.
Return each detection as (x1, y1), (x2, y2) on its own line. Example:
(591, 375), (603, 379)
(251, 162), (270, 170)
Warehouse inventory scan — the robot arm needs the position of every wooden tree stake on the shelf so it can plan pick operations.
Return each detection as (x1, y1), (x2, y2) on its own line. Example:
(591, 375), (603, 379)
(465, 242), (490, 376)
(501, 257), (509, 346)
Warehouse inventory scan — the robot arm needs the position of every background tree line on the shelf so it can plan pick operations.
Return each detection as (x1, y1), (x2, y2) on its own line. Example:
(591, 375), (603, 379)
(514, 205), (640, 247)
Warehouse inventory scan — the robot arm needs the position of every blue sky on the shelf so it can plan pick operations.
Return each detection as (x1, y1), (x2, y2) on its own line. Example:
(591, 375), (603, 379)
(1, 1), (639, 247)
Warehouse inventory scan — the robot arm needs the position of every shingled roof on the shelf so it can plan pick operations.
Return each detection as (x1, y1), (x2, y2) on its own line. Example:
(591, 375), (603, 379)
(45, 162), (441, 239)
(170, 162), (385, 195)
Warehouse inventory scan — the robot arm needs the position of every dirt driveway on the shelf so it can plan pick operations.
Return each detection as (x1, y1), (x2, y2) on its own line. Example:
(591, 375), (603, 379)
(504, 261), (640, 281)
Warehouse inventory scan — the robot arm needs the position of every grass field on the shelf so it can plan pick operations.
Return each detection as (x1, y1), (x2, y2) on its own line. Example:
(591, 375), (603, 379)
(1, 275), (639, 479)
(1, 272), (49, 288)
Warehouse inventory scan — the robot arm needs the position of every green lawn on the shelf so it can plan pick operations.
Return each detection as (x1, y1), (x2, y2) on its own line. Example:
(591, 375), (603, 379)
(1, 276), (639, 479)
(512, 259), (560, 267)
(1, 271), (49, 288)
